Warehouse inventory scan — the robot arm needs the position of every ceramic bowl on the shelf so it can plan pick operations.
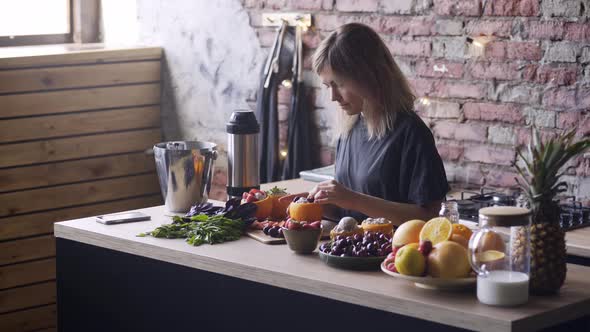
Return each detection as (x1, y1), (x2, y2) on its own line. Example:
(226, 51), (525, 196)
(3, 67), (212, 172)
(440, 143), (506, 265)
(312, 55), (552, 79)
(282, 227), (322, 254)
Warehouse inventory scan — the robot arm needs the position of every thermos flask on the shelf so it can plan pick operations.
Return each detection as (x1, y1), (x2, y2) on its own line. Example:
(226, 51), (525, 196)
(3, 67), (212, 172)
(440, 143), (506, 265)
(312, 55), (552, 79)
(226, 110), (260, 199)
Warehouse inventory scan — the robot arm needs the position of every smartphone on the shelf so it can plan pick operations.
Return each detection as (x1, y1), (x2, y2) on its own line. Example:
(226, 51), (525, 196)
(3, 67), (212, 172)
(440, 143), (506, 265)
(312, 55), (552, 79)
(95, 211), (151, 225)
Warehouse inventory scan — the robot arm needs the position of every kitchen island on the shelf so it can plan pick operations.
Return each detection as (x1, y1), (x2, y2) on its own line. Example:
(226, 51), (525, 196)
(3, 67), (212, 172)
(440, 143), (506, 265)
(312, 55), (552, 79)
(54, 180), (590, 332)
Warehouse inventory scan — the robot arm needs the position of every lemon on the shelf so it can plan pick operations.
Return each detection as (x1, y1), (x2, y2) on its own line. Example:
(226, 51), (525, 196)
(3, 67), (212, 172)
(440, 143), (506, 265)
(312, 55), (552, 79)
(419, 217), (453, 245)
(394, 245), (426, 276)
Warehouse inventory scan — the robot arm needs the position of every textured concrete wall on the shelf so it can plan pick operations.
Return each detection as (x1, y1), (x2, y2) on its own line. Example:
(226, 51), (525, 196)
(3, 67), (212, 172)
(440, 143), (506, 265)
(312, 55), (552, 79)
(133, 0), (266, 199)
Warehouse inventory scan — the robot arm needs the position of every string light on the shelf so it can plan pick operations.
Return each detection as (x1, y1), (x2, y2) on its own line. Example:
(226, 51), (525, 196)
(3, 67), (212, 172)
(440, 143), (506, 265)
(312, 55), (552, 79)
(419, 97), (431, 106)
(281, 79), (292, 88)
(280, 149), (288, 159)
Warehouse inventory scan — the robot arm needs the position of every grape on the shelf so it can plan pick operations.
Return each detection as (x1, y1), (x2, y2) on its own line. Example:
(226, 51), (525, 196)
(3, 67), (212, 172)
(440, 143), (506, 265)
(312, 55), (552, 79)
(268, 227), (279, 237)
(331, 248), (343, 256)
(336, 235), (346, 241)
(263, 225), (271, 235)
(353, 233), (363, 242)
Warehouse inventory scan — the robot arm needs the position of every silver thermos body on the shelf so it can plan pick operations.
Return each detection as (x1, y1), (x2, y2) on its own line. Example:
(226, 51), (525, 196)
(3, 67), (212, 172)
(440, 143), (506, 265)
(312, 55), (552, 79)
(227, 110), (260, 199)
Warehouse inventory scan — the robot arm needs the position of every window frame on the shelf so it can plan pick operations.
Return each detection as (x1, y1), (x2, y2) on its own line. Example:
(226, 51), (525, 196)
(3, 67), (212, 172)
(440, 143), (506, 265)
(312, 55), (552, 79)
(0, 0), (100, 47)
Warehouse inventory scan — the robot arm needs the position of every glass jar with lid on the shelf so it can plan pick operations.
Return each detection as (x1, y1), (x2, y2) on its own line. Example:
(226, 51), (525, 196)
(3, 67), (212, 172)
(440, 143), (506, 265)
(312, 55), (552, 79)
(468, 206), (531, 306)
(439, 201), (459, 224)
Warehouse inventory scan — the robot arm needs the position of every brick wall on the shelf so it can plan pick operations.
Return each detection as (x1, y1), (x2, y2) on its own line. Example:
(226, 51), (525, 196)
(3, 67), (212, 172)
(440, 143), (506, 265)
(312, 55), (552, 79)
(243, 0), (590, 200)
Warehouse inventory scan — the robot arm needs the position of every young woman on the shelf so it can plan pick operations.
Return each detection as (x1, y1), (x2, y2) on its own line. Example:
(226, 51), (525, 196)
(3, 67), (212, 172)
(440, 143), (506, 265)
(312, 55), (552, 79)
(282, 23), (449, 225)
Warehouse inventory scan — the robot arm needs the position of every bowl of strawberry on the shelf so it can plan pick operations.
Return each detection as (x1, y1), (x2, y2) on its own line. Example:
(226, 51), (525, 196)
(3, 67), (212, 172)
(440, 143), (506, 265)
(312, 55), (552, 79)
(242, 189), (273, 220)
(281, 218), (322, 254)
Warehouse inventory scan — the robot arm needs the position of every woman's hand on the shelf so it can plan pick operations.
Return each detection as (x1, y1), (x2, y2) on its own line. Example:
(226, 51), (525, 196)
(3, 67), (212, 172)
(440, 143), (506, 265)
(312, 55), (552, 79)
(307, 180), (356, 208)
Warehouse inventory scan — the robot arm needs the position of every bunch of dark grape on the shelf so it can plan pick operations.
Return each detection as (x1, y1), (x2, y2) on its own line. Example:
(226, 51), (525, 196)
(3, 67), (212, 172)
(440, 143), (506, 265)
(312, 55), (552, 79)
(263, 225), (284, 238)
(319, 232), (392, 257)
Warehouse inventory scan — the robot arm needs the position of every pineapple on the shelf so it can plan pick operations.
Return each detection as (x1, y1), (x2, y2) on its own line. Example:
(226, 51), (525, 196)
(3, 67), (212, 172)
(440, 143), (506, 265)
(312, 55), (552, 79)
(514, 127), (590, 294)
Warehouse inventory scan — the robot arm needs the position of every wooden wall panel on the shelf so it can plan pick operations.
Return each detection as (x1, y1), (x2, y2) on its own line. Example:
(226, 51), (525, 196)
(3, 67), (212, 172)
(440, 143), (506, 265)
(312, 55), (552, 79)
(0, 45), (163, 329)
(0, 83), (160, 118)
(0, 282), (56, 314)
(0, 195), (162, 241)
(0, 128), (161, 168)
(0, 61), (160, 93)
(0, 45), (161, 69)
(0, 173), (160, 217)
(0, 304), (56, 331)
(0, 106), (160, 143)
(0, 152), (156, 193)
(0, 258), (56, 290)
(0, 236), (55, 265)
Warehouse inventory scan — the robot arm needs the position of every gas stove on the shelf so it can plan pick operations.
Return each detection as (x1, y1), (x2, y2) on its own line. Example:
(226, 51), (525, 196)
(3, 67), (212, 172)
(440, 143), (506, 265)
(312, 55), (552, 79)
(449, 189), (590, 232)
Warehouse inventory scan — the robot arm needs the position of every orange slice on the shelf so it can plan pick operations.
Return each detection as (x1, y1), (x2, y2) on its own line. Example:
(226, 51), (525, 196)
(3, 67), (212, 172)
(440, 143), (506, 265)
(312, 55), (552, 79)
(475, 250), (505, 262)
(419, 217), (453, 245)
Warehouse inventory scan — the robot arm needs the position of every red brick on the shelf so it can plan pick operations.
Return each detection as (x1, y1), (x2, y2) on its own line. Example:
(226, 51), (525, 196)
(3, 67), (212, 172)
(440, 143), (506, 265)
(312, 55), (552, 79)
(335, 0), (378, 12)
(525, 21), (565, 40)
(463, 102), (524, 124)
(434, 0), (481, 16)
(464, 145), (515, 166)
(314, 14), (339, 31)
(257, 29), (277, 47)
(408, 78), (435, 96)
(415, 60), (464, 78)
(522, 64), (538, 81)
(483, 0), (539, 16)
(387, 39), (431, 57)
(578, 86), (590, 108)
(557, 111), (584, 129)
(565, 23), (590, 42)
(285, 0), (333, 10)
(436, 144), (464, 161)
(486, 169), (519, 188)
(302, 30), (322, 48)
(278, 85), (292, 104)
(260, 0), (287, 10)
(485, 41), (542, 61)
(431, 81), (489, 99)
(468, 62), (520, 80)
(379, 16), (435, 36)
(433, 121), (487, 142)
(529, 64), (579, 86)
(542, 87), (577, 108)
(465, 20), (513, 38)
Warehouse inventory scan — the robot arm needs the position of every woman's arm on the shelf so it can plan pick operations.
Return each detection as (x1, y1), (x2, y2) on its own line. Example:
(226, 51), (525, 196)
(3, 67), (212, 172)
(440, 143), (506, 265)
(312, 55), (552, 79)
(309, 180), (440, 226)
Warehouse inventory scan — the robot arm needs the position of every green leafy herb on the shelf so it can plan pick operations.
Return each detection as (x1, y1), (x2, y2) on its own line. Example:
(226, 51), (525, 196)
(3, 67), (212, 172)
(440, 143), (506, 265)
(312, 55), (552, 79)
(267, 186), (288, 196)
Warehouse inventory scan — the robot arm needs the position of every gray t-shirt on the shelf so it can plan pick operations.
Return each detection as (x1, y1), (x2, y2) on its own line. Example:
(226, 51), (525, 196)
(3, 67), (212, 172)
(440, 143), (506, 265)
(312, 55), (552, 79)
(335, 112), (450, 221)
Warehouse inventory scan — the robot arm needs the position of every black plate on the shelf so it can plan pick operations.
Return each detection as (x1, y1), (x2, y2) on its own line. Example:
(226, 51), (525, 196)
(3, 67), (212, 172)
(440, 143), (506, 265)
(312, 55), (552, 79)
(318, 251), (386, 271)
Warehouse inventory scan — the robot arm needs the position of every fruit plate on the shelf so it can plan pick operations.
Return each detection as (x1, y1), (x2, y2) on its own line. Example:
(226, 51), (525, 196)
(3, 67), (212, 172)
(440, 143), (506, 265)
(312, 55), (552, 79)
(318, 251), (385, 271)
(380, 263), (476, 290)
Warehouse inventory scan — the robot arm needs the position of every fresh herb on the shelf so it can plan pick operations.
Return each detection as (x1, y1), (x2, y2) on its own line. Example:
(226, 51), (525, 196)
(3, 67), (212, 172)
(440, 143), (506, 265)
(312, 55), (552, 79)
(183, 198), (257, 227)
(267, 186), (288, 196)
(140, 214), (244, 246)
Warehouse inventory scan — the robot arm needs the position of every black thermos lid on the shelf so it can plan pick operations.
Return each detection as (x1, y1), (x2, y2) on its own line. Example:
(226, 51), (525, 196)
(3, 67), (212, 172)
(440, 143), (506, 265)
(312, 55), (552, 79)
(226, 110), (260, 134)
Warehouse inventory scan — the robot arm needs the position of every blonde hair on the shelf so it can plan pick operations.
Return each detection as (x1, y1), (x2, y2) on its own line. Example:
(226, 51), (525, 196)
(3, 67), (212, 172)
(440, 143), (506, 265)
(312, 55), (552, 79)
(313, 23), (415, 140)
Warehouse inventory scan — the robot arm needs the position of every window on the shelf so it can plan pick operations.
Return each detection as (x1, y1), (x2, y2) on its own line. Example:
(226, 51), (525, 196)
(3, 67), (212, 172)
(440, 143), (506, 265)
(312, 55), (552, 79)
(0, 0), (72, 46)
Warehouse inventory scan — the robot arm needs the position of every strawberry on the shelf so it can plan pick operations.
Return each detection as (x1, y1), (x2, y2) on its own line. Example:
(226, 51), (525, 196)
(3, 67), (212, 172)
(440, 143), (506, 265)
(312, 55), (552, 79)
(386, 262), (397, 273)
(242, 192), (248, 200)
(302, 223), (313, 230)
(249, 189), (263, 195)
(309, 221), (322, 229)
(245, 194), (256, 203)
(288, 220), (302, 230)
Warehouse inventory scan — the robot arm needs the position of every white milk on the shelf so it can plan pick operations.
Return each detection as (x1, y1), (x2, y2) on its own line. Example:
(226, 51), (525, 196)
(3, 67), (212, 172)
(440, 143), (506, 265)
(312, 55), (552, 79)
(477, 270), (529, 306)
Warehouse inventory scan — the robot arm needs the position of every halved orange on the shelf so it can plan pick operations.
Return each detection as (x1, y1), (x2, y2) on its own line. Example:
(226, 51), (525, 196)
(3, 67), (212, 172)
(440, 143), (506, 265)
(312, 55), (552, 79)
(289, 202), (323, 222)
(269, 194), (290, 220)
(419, 217), (453, 245)
(251, 196), (273, 220)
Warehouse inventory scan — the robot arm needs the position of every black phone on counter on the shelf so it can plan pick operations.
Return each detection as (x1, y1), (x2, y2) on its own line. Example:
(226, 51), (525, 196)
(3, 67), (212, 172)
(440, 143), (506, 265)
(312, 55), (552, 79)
(95, 211), (151, 225)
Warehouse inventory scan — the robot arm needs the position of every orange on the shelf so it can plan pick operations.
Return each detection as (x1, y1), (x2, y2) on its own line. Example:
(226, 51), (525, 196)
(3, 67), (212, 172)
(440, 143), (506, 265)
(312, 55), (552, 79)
(252, 196), (273, 220)
(361, 222), (394, 236)
(392, 219), (425, 247)
(450, 234), (468, 248)
(419, 217), (453, 245)
(452, 224), (473, 242)
(269, 194), (290, 220)
(289, 201), (323, 222)
(479, 232), (506, 253)
(475, 250), (506, 270)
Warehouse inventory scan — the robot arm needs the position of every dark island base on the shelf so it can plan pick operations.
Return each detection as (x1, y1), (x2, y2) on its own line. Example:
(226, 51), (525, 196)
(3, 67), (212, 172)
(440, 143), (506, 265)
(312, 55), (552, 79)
(56, 238), (587, 332)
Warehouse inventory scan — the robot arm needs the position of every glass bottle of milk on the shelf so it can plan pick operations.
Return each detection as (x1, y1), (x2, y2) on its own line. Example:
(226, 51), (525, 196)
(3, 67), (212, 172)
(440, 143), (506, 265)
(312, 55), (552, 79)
(468, 206), (531, 306)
